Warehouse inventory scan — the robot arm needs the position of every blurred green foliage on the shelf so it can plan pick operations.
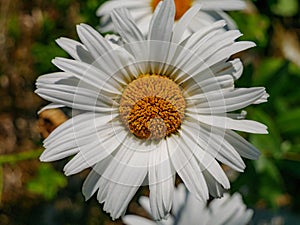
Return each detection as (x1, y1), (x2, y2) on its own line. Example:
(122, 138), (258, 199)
(26, 164), (67, 200)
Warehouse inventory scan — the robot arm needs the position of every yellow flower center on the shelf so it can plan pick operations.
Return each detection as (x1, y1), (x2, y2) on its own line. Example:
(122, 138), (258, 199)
(119, 74), (186, 140)
(151, 0), (193, 21)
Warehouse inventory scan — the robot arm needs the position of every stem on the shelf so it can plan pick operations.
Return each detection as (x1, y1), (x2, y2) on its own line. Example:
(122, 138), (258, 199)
(0, 149), (43, 165)
(280, 152), (300, 162)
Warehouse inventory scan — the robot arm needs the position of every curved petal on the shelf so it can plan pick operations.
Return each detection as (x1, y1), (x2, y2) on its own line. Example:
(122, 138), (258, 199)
(76, 23), (112, 60)
(111, 8), (144, 43)
(56, 37), (94, 63)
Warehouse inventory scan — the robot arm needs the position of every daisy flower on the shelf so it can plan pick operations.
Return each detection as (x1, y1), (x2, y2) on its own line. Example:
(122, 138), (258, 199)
(97, 0), (246, 35)
(123, 184), (254, 225)
(35, 0), (268, 220)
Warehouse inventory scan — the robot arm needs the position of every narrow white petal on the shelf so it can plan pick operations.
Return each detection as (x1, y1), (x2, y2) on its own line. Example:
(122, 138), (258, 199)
(203, 170), (226, 197)
(224, 130), (260, 160)
(167, 136), (209, 202)
(253, 92), (269, 104)
(95, 145), (148, 219)
(36, 82), (118, 113)
(148, 0), (174, 41)
(210, 58), (243, 80)
(182, 121), (245, 172)
(187, 114), (268, 134)
(180, 128), (230, 189)
(148, 140), (175, 220)
(199, 0), (246, 10)
(52, 57), (121, 95)
(96, 0), (149, 16)
(56, 37), (94, 63)
(186, 87), (267, 114)
(111, 8), (144, 43)
(171, 183), (186, 215)
(172, 4), (201, 43)
(206, 41), (256, 66)
(76, 23), (112, 59)
(63, 126), (128, 175)
(181, 20), (226, 49)
(122, 215), (156, 225)
(41, 113), (118, 162)
(82, 159), (111, 200)
(37, 103), (65, 114)
(102, 181), (141, 219)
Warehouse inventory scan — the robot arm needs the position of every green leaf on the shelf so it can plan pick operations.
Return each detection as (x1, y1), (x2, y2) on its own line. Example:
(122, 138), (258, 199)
(26, 164), (67, 200)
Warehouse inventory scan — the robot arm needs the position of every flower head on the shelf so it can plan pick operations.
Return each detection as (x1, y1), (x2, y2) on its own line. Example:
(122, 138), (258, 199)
(36, 0), (268, 220)
(97, 0), (246, 34)
(123, 184), (254, 225)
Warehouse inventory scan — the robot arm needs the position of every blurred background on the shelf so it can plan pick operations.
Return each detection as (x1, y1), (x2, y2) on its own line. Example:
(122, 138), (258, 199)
(0, 0), (299, 224)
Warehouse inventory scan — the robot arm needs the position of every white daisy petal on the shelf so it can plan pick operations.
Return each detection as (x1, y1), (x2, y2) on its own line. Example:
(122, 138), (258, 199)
(96, 0), (148, 16)
(148, 0), (175, 42)
(52, 57), (121, 94)
(200, 0), (246, 10)
(96, 0), (246, 34)
(187, 113), (268, 134)
(206, 41), (256, 66)
(102, 181), (141, 219)
(82, 158), (111, 200)
(41, 113), (118, 162)
(197, 31), (243, 62)
(37, 103), (65, 114)
(63, 125), (128, 176)
(186, 87), (267, 114)
(111, 8), (144, 43)
(123, 215), (156, 225)
(55, 37), (94, 63)
(125, 186), (252, 225)
(180, 126), (230, 189)
(181, 20), (226, 49)
(95, 146), (148, 219)
(182, 121), (245, 172)
(148, 140), (175, 220)
(210, 58), (244, 80)
(167, 135), (209, 202)
(36, 83), (118, 113)
(224, 130), (261, 160)
(254, 92), (269, 104)
(76, 23), (112, 59)
(202, 170), (226, 197)
(172, 4), (201, 43)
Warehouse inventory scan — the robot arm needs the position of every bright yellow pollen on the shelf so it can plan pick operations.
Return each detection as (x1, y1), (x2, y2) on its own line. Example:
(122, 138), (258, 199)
(151, 0), (193, 21)
(119, 74), (185, 140)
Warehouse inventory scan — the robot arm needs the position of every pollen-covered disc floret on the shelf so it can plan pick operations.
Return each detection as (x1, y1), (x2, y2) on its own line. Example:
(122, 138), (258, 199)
(119, 74), (186, 140)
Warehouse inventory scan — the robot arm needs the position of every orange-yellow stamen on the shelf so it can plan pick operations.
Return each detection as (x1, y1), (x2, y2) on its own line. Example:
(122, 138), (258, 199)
(151, 0), (193, 21)
(119, 74), (185, 140)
